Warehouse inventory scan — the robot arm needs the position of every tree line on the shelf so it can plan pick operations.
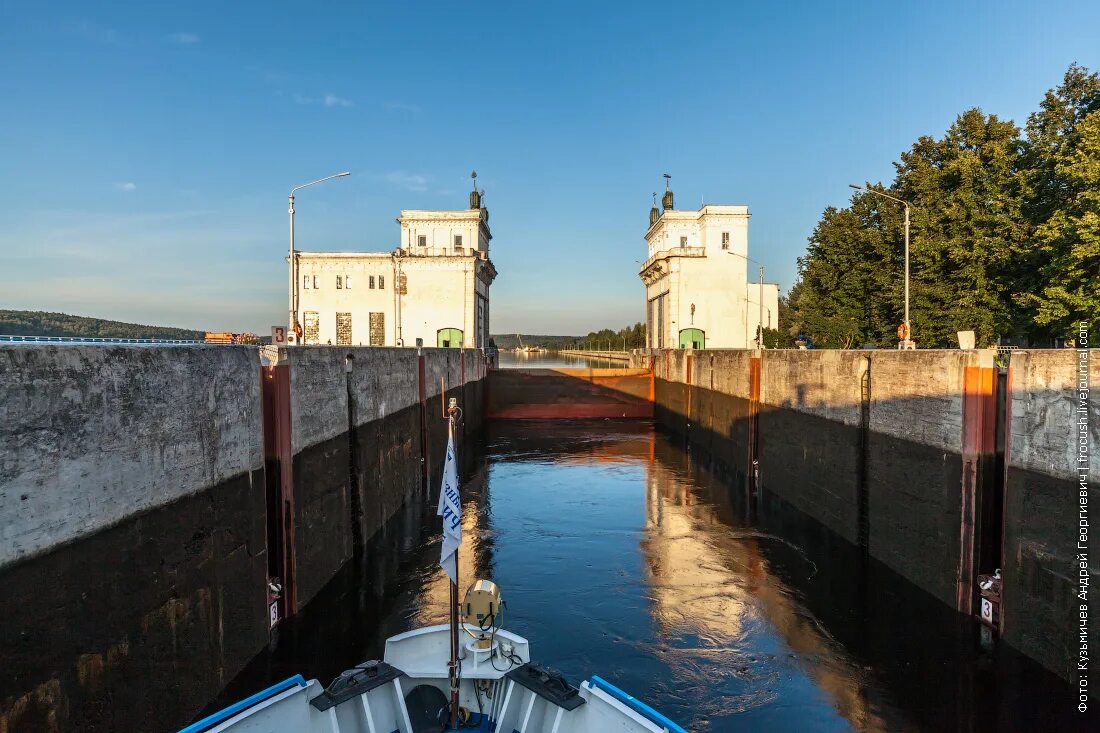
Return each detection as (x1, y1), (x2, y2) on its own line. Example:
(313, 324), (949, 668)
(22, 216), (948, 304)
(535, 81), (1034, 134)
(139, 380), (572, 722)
(786, 63), (1098, 348)
(0, 310), (205, 340)
(571, 322), (647, 350)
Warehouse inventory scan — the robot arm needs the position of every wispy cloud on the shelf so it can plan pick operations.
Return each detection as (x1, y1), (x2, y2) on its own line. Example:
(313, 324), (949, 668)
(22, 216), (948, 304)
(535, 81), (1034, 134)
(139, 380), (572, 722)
(382, 100), (421, 113)
(323, 94), (353, 108)
(169, 32), (200, 45)
(292, 93), (354, 108)
(114, 182), (137, 192)
(67, 19), (125, 46)
(386, 172), (429, 193)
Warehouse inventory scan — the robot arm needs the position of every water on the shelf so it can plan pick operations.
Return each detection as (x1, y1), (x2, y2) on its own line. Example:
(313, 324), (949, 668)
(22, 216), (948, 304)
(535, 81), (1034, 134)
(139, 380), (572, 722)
(210, 415), (1082, 732)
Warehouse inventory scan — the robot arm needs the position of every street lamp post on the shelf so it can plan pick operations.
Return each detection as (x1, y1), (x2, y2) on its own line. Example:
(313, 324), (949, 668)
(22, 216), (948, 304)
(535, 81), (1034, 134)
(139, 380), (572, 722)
(849, 183), (912, 349)
(727, 251), (766, 349)
(289, 172), (350, 343)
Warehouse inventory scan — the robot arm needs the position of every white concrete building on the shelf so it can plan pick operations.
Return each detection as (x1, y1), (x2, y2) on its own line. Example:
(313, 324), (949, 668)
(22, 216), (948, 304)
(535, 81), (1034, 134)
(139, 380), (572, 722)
(290, 189), (496, 348)
(638, 184), (778, 349)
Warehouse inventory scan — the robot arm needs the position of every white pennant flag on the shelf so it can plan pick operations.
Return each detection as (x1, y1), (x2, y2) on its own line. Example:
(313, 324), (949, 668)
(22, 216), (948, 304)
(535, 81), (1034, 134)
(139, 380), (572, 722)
(437, 425), (462, 584)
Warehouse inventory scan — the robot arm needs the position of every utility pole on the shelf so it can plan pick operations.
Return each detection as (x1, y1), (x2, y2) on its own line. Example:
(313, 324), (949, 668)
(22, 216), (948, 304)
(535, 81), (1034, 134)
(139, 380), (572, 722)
(757, 265), (765, 349)
(727, 251), (767, 349)
(288, 172), (350, 343)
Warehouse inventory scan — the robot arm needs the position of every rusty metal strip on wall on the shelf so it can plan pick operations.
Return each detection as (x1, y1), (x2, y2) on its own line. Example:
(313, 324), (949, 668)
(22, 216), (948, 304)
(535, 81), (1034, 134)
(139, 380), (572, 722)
(748, 355), (762, 493)
(958, 357), (998, 617)
(261, 364), (297, 622)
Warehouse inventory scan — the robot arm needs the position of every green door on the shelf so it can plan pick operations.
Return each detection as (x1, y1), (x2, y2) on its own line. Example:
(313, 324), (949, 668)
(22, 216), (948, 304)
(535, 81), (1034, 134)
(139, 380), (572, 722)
(437, 328), (464, 348)
(679, 328), (705, 350)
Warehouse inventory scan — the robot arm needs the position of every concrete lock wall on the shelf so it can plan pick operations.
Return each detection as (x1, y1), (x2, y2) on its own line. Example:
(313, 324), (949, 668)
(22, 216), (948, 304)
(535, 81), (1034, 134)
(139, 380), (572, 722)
(638, 346), (1097, 681)
(0, 344), (488, 731)
(0, 345), (267, 731)
(1002, 349), (1099, 680)
(0, 345), (265, 566)
(280, 346), (486, 608)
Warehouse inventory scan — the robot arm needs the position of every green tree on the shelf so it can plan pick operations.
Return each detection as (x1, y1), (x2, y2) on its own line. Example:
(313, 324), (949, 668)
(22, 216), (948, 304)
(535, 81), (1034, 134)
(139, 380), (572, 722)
(788, 64), (1097, 348)
(893, 108), (1029, 346)
(1016, 64), (1100, 337)
(788, 199), (898, 348)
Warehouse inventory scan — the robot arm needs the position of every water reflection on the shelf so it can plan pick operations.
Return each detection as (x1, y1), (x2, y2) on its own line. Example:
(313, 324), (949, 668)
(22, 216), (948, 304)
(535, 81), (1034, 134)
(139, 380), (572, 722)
(642, 442), (893, 730)
(480, 421), (867, 731)
(209, 419), (1082, 733)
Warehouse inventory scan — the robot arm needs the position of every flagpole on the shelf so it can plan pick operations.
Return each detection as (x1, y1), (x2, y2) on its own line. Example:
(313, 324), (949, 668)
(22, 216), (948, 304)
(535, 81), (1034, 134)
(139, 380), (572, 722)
(446, 407), (460, 730)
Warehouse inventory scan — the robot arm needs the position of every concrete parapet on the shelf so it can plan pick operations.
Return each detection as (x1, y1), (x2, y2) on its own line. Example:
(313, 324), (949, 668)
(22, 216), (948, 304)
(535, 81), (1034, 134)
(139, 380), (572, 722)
(1007, 349), (1097, 480)
(761, 348), (863, 427)
(0, 344), (263, 568)
(867, 349), (985, 452)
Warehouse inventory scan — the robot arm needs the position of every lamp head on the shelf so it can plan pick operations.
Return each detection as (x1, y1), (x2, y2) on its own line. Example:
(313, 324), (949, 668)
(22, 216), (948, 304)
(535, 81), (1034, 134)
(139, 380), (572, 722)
(848, 183), (862, 190)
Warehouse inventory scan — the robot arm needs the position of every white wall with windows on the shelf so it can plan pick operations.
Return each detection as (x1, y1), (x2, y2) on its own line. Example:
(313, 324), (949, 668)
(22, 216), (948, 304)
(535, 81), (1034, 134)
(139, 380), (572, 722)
(291, 205), (496, 348)
(640, 203), (777, 349)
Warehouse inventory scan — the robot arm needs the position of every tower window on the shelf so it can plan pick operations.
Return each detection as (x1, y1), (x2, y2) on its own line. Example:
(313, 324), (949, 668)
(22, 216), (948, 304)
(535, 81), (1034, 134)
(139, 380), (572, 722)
(680, 236), (688, 247)
(303, 275), (310, 289)
(455, 234), (463, 248)
(313, 276), (318, 289)
(378, 275), (385, 289)
(369, 275), (376, 289)
(417, 235), (427, 247)
(336, 275), (343, 289)
(722, 232), (730, 250)
(346, 275), (353, 289)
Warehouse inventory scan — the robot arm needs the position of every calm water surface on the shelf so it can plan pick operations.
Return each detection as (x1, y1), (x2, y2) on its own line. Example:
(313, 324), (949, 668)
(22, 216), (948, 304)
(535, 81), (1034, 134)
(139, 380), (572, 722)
(211, 410), (1081, 732)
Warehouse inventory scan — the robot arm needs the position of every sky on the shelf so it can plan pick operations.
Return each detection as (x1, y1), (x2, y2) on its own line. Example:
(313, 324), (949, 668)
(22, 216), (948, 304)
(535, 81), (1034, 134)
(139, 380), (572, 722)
(1, 2), (1097, 335)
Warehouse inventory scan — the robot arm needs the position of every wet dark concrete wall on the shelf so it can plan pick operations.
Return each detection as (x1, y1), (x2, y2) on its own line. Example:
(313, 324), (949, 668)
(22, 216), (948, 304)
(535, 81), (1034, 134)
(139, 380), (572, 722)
(1000, 350), (1098, 681)
(0, 344), (487, 732)
(865, 429), (964, 607)
(0, 345), (268, 732)
(283, 347), (487, 609)
(642, 349), (978, 608)
(659, 376), (962, 600)
(0, 469), (267, 732)
(759, 406), (862, 543)
(635, 346), (1097, 681)
(486, 368), (652, 419)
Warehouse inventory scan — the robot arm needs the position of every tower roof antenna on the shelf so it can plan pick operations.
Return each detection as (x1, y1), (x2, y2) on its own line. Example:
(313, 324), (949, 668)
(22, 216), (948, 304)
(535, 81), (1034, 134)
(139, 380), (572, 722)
(469, 171), (482, 210)
(663, 173), (671, 190)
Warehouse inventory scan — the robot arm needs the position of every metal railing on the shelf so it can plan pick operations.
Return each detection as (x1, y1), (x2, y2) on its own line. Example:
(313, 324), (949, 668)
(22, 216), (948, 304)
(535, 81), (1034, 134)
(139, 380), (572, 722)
(0, 334), (205, 345)
(638, 246), (706, 273)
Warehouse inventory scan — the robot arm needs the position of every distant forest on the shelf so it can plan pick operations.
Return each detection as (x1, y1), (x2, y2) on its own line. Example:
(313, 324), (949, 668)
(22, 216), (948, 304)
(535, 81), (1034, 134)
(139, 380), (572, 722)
(490, 334), (580, 349)
(491, 323), (646, 350)
(0, 310), (205, 340)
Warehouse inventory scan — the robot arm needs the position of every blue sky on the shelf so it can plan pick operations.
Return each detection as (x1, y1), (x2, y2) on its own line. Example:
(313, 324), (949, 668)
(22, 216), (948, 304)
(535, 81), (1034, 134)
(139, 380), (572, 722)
(2, 2), (1097, 335)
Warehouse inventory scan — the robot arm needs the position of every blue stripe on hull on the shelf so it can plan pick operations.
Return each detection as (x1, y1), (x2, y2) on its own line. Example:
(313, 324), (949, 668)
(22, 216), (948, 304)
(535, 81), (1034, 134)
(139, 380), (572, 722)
(589, 676), (687, 733)
(178, 675), (308, 733)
